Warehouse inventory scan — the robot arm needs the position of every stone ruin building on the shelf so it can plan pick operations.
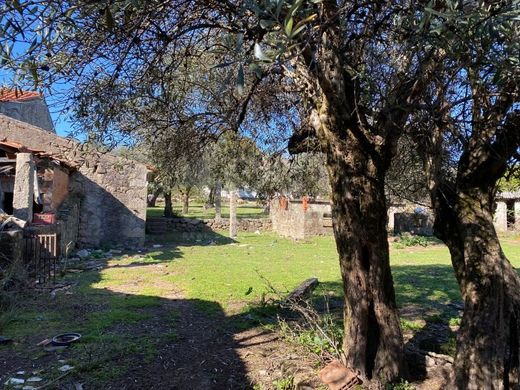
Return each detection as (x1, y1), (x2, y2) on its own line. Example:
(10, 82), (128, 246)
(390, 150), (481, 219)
(494, 191), (520, 232)
(270, 198), (333, 240)
(0, 90), (149, 259)
(271, 194), (520, 239)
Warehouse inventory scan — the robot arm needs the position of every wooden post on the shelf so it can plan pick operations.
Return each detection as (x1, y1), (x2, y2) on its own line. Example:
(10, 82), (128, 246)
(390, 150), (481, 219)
(229, 189), (238, 238)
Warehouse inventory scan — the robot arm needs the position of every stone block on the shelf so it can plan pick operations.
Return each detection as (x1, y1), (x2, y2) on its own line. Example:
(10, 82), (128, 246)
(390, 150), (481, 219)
(13, 153), (35, 222)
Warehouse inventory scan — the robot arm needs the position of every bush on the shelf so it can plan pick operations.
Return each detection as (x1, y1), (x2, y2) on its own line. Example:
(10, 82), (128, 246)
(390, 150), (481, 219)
(393, 234), (441, 248)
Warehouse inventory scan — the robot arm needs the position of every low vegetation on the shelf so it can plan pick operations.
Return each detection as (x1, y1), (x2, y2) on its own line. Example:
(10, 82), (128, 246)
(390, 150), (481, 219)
(1, 232), (519, 387)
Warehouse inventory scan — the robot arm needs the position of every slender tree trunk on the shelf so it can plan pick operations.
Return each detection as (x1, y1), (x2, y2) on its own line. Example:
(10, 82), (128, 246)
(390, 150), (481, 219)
(164, 191), (174, 218)
(182, 186), (191, 215)
(208, 186), (215, 205)
(147, 189), (160, 207)
(229, 189), (237, 239)
(214, 181), (222, 221)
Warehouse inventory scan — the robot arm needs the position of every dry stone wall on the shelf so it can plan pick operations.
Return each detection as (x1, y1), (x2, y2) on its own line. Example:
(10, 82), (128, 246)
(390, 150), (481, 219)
(163, 217), (272, 233)
(0, 114), (148, 248)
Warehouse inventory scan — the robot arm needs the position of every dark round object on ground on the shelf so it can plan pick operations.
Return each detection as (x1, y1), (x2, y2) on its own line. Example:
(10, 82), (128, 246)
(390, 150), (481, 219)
(52, 332), (81, 346)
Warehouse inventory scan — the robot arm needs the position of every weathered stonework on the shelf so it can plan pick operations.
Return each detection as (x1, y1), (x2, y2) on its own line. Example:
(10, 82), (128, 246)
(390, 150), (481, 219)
(271, 199), (332, 240)
(13, 153), (34, 222)
(153, 217), (272, 233)
(0, 114), (148, 248)
(393, 212), (434, 236)
(494, 192), (520, 232)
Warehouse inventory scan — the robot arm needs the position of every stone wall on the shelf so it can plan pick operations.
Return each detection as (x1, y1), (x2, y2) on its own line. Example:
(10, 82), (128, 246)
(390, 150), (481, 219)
(36, 161), (70, 213)
(56, 197), (81, 257)
(494, 192), (520, 232)
(393, 212), (434, 236)
(0, 114), (148, 248)
(270, 199), (332, 240)
(494, 201), (508, 232)
(163, 217), (272, 233)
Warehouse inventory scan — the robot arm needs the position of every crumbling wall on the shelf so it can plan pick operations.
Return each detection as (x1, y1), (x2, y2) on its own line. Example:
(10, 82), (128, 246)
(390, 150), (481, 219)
(494, 201), (508, 232)
(36, 161), (70, 213)
(393, 212), (434, 236)
(271, 199), (332, 239)
(0, 114), (148, 248)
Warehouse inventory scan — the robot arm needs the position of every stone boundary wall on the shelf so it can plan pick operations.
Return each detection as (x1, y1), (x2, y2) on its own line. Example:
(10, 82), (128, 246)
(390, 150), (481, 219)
(0, 114), (148, 247)
(163, 217), (272, 233)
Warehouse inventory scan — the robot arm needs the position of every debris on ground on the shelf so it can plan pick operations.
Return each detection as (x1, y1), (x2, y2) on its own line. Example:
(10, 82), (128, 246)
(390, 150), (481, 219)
(319, 360), (361, 390)
(59, 364), (74, 372)
(286, 278), (319, 303)
(4, 377), (25, 386)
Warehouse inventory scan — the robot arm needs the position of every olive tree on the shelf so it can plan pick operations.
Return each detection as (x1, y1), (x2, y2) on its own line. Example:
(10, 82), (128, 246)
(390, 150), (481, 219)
(1, 0), (448, 382)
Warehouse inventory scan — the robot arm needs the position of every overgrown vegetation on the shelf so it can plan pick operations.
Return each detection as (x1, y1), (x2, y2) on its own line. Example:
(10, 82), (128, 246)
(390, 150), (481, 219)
(1, 232), (519, 387)
(393, 234), (442, 249)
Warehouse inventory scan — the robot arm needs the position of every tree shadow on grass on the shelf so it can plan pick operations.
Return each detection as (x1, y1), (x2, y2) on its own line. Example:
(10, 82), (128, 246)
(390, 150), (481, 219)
(0, 231), (266, 390)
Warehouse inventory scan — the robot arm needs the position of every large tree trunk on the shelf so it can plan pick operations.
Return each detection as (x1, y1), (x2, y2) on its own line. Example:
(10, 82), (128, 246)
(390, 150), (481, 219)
(417, 110), (520, 389)
(229, 189), (237, 238)
(325, 145), (405, 382)
(164, 191), (174, 218)
(214, 181), (222, 221)
(431, 185), (520, 389)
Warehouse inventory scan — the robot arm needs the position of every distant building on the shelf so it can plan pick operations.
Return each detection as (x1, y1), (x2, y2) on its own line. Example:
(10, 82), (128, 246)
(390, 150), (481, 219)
(0, 89), (149, 250)
(494, 191), (520, 232)
(0, 89), (55, 132)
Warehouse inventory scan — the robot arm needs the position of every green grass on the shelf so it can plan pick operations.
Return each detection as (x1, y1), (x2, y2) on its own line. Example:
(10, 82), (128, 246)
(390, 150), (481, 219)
(1, 231), (520, 387)
(147, 200), (267, 219)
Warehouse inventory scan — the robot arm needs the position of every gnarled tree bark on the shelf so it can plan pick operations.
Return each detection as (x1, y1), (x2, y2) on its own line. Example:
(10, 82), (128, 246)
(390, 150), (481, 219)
(284, 1), (445, 381)
(417, 108), (520, 389)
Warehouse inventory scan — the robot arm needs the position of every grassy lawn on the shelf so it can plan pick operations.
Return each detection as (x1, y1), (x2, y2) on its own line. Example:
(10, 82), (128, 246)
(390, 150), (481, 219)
(1, 231), (519, 386)
(146, 200), (267, 219)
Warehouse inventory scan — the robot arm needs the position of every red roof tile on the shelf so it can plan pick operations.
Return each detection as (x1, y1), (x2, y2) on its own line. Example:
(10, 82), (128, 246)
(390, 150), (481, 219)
(0, 88), (42, 102)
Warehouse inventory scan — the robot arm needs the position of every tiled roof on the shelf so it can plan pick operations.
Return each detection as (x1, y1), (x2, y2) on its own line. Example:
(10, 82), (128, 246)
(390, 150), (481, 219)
(0, 88), (42, 102)
(0, 139), (77, 171)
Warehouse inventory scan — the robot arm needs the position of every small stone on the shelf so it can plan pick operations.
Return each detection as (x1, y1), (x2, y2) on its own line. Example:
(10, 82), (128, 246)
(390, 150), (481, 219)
(425, 356), (436, 367)
(59, 365), (74, 372)
(44, 345), (67, 352)
(16, 371), (25, 375)
(258, 370), (268, 376)
(152, 244), (163, 248)
(5, 378), (25, 385)
(110, 249), (122, 254)
(26, 377), (43, 383)
(58, 360), (67, 364)
(23, 386), (36, 390)
(76, 249), (90, 259)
